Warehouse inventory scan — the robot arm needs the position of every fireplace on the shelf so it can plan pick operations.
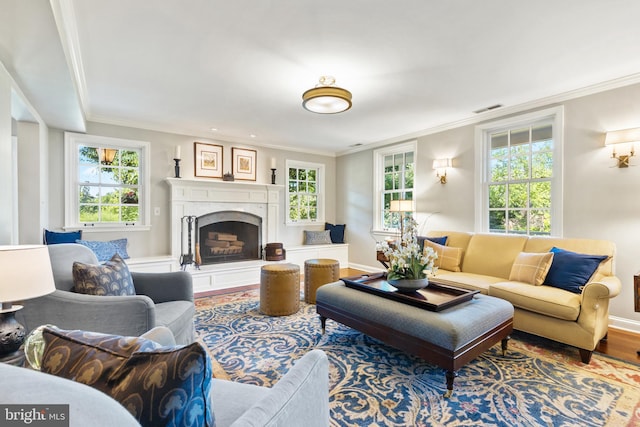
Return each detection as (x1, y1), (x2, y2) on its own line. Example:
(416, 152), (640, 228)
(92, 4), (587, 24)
(197, 211), (262, 265)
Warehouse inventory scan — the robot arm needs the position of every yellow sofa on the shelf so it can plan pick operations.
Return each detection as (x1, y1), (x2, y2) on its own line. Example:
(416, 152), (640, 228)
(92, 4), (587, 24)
(425, 231), (621, 363)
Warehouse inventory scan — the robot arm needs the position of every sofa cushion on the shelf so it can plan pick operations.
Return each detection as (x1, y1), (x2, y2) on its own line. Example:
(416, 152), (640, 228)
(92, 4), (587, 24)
(489, 281), (581, 321)
(543, 247), (609, 294)
(424, 240), (463, 272)
(462, 233), (528, 279)
(41, 327), (214, 427)
(430, 271), (504, 295)
(508, 252), (554, 286)
(72, 253), (136, 296)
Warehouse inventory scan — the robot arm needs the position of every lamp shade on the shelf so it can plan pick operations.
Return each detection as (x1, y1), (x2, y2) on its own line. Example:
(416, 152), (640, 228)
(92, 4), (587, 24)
(0, 245), (55, 304)
(389, 200), (413, 212)
(432, 158), (452, 169)
(604, 128), (640, 145)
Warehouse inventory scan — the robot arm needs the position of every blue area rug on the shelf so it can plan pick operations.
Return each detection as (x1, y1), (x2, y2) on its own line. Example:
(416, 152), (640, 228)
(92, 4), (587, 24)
(195, 290), (640, 426)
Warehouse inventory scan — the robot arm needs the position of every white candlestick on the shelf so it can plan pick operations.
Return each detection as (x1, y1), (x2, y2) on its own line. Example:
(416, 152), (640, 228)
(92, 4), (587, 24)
(174, 146), (181, 160)
(271, 157), (276, 169)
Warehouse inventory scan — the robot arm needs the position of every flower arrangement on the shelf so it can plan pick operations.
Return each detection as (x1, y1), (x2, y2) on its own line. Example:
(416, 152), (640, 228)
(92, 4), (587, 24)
(377, 215), (438, 280)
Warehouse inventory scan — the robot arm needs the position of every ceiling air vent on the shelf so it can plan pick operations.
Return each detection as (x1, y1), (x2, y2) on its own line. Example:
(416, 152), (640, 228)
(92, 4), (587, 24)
(473, 104), (503, 114)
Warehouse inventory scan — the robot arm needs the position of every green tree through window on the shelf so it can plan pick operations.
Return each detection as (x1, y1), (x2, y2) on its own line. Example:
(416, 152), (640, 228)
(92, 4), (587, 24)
(488, 124), (553, 235)
(77, 146), (141, 224)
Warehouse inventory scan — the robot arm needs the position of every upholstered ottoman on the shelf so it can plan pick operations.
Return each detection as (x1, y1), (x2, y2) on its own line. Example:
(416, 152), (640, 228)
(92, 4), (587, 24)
(260, 264), (300, 316)
(304, 258), (340, 304)
(316, 280), (514, 397)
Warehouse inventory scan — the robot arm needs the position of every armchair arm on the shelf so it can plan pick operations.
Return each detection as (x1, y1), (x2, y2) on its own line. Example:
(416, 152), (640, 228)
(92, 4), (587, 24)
(230, 349), (329, 427)
(17, 290), (156, 337)
(131, 271), (194, 304)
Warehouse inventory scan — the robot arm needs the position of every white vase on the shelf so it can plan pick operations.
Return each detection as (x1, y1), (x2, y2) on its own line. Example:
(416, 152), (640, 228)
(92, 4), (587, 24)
(388, 278), (429, 293)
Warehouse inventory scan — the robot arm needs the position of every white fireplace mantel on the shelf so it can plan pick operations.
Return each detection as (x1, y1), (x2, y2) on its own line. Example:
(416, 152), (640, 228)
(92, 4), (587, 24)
(166, 178), (283, 260)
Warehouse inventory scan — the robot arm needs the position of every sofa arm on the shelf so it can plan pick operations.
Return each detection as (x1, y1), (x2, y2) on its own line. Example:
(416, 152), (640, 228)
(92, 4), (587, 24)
(581, 275), (622, 302)
(17, 290), (156, 337)
(132, 271), (194, 303)
(231, 349), (330, 427)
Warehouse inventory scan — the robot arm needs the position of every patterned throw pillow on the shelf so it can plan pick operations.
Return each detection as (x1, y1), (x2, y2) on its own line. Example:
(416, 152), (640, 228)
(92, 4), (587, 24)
(304, 230), (333, 245)
(509, 252), (554, 286)
(40, 327), (214, 427)
(75, 238), (130, 262)
(72, 253), (136, 296)
(424, 240), (463, 272)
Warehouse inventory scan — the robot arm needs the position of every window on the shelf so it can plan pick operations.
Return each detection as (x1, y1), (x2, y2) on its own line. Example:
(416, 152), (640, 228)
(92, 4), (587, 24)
(373, 141), (416, 231)
(65, 132), (151, 231)
(286, 160), (324, 224)
(475, 107), (563, 236)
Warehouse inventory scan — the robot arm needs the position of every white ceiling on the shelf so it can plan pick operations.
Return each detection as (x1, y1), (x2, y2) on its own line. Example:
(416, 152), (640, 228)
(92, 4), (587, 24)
(2, 0), (640, 156)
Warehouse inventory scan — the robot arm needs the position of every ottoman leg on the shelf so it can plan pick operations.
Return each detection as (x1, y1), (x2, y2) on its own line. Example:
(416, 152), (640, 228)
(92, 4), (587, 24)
(501, 336), (510, 356)
(320, 316), (327, 334)
(444, 370), (457, 398)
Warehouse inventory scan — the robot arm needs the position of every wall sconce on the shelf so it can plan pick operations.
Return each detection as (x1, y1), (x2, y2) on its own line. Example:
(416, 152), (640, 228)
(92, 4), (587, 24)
(604, 128), (639, 168)
(432, 158), (452, 184)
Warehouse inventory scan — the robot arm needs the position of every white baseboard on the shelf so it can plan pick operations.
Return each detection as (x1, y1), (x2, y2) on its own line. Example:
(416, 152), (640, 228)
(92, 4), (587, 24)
(609, 315), (640, 334)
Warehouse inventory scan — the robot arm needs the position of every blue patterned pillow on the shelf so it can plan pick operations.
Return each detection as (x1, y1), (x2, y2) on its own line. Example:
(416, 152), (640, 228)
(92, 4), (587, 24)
(72, 254), (135, 296)
(543, 247), (609, 293)
(76, 239), (129, 261)
(44, 229), (82, 245)
(304, 230), (333, 245)
(41, 327), (214, 427)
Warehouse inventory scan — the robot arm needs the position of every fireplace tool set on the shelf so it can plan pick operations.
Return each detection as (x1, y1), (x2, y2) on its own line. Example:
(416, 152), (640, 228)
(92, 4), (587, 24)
(180, 215), (200, 270)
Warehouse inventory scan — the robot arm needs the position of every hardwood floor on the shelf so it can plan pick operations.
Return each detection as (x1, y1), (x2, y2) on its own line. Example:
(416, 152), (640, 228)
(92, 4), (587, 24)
(197, 267), (640, 365)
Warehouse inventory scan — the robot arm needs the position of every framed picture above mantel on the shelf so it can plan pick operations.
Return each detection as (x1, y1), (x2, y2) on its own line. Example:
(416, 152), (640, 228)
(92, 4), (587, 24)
(194, 142), (223, 179)
(232, 147), (257, 181)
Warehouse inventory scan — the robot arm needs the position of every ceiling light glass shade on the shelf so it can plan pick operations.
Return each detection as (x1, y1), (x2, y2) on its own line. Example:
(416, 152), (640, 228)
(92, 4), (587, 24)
(302, 77), (352, 114)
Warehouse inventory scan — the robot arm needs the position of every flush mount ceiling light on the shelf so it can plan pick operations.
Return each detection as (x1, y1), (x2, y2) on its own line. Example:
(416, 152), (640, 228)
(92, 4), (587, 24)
(302, 76), (352, 114)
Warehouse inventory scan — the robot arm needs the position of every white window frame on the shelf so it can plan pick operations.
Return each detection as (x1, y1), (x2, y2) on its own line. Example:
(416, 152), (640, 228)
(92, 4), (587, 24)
(64, 132), (151, 232)
(372, 140), (417, 236)
(474, 106), (564, 236)
(285, 159), (325, 226)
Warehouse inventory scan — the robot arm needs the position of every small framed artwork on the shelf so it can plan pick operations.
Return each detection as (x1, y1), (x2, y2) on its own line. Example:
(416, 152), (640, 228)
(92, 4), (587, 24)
(194, 142), (223, 178)
(232, 147), (257, 181)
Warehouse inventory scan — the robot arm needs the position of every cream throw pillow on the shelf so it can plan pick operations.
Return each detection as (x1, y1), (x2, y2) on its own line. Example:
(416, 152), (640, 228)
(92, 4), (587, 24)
(424, 240), (463, 272)
(509, 252), (554, 286)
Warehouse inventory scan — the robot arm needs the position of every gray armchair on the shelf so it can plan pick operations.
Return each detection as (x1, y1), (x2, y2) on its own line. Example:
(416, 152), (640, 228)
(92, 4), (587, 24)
(17, 244), (195, 345)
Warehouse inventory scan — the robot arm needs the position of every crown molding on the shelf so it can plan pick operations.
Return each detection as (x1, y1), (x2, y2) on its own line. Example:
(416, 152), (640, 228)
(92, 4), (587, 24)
(337, 72), (640, 157)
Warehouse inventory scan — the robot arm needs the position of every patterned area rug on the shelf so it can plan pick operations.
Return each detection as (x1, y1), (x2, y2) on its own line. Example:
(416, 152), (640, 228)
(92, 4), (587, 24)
(195, 290), (640, 426)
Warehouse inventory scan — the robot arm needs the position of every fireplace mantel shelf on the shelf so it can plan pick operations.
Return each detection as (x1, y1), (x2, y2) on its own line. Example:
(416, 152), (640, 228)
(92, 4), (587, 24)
(166, 177), (284, 190)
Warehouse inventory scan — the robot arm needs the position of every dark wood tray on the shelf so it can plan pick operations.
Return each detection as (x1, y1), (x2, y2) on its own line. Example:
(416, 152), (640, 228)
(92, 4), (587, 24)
(341, 272), (479, 312)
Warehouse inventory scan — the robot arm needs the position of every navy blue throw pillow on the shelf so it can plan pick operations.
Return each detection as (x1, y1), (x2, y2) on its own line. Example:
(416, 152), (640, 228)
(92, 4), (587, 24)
(417, 236), (448, 250)
(44, 229), (82, 245)
(543, 247), (608, 294)
(324, 223), (346, 243)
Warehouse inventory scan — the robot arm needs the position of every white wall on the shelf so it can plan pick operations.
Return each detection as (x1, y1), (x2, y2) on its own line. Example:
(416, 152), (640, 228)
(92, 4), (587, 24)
(0, 66), (14, 243)
(338, 82), (640, 331)
(43, 122), (338, 257)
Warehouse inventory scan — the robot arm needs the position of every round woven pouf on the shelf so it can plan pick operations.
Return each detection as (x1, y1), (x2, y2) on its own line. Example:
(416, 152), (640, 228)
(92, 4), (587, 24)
(304, 258), (340, 304)
(260, 263), (300, 316)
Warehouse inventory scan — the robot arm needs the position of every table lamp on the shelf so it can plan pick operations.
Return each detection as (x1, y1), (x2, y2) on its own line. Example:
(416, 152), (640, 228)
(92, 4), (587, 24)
(0, 245), (55, 361)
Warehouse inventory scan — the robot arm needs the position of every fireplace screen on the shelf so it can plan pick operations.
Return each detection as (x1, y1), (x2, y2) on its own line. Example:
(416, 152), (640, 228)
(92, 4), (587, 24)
(197, 211), (262, 265)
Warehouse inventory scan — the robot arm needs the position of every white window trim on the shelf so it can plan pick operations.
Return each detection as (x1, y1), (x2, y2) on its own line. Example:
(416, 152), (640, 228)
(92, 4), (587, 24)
(372, 140), (417, 236)
(64, 132), (151, 232)
(285, 159), (325, 226)
(474, 106), (564, 236)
